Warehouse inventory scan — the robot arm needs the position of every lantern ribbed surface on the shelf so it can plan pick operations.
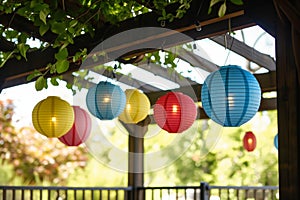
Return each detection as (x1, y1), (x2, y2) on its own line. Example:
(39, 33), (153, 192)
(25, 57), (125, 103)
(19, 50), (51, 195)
(153, 92), (197, 133)
(86, 81), (126, 120)
(243, 131), (257, 152)
(201, 65), (261, 127)
(118, 89), (150, 124)
(59, 106), (92, 146)
(32, 96), (74, 138)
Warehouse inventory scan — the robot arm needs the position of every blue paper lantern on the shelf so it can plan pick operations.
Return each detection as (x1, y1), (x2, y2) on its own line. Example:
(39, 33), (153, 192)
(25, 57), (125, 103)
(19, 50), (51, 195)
(274, 134), (278, 150)
(86, 81), (126, 120)
(201, 65), (261, 127)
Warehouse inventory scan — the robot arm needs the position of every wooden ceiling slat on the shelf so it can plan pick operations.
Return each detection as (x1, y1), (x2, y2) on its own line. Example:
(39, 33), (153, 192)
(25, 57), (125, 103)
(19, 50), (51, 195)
(210, 34), (276, 71)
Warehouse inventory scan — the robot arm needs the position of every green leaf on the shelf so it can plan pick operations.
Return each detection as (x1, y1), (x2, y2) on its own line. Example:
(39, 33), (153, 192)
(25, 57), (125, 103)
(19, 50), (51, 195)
(218, 2), (226, 17)
(55, 48), (68, 60)
(230, 0), (243, 5)
(55, 59), (69, 74)
(27, 70), (42, 81)
(208, 6), (212, 14)
(35, 76), (46, 91)
(18, 33), (28, 43)
(66, 82), (73, 89)
(39, 23), (49, 36)
(50, 77), (59, 86)
(39, 8), (50, 24)
(50, 21), (66, 34)
(17, 43), (29, 60)
(69, 19), (78, 28)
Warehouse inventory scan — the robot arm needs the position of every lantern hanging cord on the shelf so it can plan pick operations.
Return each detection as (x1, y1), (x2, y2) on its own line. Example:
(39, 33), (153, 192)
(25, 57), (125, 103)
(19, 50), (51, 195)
(223, 34), (235, 65)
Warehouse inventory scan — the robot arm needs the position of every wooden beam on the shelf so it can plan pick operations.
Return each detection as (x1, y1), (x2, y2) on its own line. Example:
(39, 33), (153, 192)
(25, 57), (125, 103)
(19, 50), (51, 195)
(136, 60), (198, 87)
(175, 47), (219, 72)
(210, 34), (276, 71)
(120, 121), (148, 200)
(244, 0), (277, 37)
(275, 5), (300, 199)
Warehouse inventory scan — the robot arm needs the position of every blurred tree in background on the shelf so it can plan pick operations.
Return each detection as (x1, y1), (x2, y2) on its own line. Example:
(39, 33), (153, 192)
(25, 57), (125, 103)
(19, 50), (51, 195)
(0, 99), (88, 185)
(153, 111), (278, 186)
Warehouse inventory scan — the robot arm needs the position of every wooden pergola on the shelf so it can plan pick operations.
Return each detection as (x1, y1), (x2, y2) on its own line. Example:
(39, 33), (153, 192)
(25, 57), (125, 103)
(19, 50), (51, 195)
(0, 0), (299, 199)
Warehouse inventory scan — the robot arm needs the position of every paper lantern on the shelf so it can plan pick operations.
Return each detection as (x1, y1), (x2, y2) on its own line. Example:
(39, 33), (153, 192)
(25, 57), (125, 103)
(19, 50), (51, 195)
(86, 81), (126, 120)
(201, 65), (261, 127)
(32, 96), (74, 138)
(58, 106), (92, 146)
(243, 131), (257, 152)
(274, 134), (278, 150)
(153, 92), (197, 133)
(118, 89), (150, 124)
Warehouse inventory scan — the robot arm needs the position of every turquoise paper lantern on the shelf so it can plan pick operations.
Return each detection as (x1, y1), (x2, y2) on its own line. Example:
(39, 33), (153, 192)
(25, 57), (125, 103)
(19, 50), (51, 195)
(274, 134), (278, 150)
(201, 65), (261, 127)
(86, 81), (126, 120)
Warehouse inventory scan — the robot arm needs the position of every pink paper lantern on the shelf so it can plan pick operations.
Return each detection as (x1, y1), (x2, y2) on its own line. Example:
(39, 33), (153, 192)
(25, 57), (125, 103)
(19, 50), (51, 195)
(153, 92), (197, 133)
(59, 106), (92, 146)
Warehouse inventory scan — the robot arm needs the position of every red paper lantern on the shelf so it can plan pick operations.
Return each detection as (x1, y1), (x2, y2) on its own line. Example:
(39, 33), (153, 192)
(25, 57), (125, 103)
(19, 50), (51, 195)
(59, 106), (92, 146)
(243, 131), (257, 152)
(153, 92), (197, 133)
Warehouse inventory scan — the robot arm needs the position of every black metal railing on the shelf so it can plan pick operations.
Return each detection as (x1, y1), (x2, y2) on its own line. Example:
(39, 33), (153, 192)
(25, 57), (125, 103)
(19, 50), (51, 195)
(209, 185), (279, 200)
(0, 186), (132, 200)
(0, 183), (279, 200)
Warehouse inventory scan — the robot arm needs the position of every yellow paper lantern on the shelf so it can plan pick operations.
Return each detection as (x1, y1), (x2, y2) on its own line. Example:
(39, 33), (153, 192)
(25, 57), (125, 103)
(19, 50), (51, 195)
(32, 96), (74, 138)
(118, 89), (150, 124)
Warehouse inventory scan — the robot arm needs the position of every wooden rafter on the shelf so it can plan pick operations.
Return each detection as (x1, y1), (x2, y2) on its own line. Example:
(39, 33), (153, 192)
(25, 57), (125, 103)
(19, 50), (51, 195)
(210, 34), (276, 71)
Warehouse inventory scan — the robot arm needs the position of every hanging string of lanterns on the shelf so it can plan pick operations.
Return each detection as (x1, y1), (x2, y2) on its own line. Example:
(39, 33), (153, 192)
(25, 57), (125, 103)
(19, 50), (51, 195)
(31, 64), (264, 145)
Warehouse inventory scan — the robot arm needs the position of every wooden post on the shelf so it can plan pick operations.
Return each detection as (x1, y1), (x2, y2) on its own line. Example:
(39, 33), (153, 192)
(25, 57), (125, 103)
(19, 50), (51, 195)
(121, 117), (150, 200)
(276, 13), (300, 200)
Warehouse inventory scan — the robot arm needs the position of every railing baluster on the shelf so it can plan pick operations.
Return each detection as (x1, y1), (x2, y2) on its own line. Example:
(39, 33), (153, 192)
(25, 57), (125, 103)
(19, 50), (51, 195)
(107, 190), (110, 200)
(227, 188), (230, 200)
(21, 189), (25, 200)
(65, 188), (68, 200)
(30, 189), (33, 200)
(91, 189), (94, 200)
(2, 188), (6, 200)
(47, 189), (51, 200)
(12, 189), (15, 200)
(99, 189), (102, 200)
(74, 189), (77, 200)
(115, 189), (118, 200)
(151, 188), (154, 200)
(160, 188), (162, 199)
(39, 188), (43, 200)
